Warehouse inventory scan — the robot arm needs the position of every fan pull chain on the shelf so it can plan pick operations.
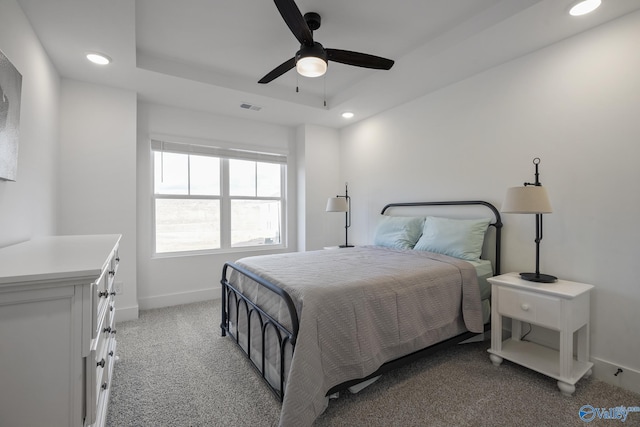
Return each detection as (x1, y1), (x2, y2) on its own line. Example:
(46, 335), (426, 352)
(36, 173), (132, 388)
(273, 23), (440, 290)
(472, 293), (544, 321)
(296, 74), (299, 93)
(323, 75), (327, 108)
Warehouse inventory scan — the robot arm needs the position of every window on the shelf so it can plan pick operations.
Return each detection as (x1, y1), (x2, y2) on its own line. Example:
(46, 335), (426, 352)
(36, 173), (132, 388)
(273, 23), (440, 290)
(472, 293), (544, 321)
(151, 140), (286, 255)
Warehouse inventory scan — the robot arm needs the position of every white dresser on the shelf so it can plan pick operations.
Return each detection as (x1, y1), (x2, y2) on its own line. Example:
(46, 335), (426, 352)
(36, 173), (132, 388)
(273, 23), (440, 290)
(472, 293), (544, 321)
(0, 234), (121, 427)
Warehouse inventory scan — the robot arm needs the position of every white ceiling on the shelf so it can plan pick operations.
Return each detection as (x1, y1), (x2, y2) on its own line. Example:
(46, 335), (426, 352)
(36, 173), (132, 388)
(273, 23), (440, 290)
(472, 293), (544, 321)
(16, 0), (640, 128)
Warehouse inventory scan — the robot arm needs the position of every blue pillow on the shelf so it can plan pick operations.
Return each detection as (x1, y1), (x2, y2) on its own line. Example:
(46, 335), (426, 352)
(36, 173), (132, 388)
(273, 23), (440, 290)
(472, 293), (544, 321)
(373, 216), (425, 249)
(413, 216), (490, 261)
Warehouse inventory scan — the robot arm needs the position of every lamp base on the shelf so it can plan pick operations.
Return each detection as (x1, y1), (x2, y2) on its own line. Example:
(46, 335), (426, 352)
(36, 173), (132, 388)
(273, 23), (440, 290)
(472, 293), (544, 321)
(520, 272), (557, 283)
(339, 245), (354, 248)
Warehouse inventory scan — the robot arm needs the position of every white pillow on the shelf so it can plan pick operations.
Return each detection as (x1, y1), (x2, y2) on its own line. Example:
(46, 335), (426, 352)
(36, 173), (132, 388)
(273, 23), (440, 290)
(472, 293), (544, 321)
(373, 216), (425, 249)
(413, 216), (490, 261)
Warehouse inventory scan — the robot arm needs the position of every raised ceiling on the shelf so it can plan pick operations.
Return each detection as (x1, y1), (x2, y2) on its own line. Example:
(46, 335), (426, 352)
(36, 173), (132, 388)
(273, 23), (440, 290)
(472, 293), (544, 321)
(16, 0), (640, 128)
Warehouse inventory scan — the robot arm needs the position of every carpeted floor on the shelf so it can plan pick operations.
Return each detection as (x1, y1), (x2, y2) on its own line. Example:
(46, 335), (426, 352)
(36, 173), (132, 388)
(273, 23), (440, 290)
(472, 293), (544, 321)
(106, 300), (640, 426)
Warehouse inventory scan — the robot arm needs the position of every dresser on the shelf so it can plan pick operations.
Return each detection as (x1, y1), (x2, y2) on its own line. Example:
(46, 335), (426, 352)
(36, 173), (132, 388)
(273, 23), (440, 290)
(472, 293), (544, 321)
(0, 234), (121, 427)
(487, 272), (594, 396)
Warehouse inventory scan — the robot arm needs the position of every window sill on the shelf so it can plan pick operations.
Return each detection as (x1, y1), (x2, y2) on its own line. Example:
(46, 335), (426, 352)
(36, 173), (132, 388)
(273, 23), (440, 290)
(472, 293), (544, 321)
(151, 244), (290, 260)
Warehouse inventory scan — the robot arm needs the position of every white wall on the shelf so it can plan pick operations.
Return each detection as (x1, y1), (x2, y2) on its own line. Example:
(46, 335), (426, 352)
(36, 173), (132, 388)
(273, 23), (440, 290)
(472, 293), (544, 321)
(136, 103), (297, 309)
(0, 0), (59, 247)
(58, 80), (138, 319)
(341, 11), (640, 391)
(296, 124), (343, 250)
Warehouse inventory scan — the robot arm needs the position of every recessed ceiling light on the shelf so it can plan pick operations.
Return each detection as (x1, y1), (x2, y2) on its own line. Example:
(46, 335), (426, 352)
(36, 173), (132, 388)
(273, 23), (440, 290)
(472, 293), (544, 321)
(342, 112), (354, 119)
(569, 0), (601, 16)
(86, 53), (111, 65)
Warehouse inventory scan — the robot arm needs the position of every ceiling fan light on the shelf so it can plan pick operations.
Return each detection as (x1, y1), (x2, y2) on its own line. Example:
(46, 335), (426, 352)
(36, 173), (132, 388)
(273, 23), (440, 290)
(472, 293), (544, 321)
(296, 56), (327, 78)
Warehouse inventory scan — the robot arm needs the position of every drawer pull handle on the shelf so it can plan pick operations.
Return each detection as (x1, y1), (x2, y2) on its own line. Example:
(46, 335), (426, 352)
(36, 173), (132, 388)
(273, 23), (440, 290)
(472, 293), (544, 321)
(110, 291), (116, 296)
(98, 290), (108, 298)
(103, 327), (111, 333)
(521, 303), (530, 311)
(115, 257), (120, 262)
(97, 358), (106, 368)
(108, 270), (115, 276)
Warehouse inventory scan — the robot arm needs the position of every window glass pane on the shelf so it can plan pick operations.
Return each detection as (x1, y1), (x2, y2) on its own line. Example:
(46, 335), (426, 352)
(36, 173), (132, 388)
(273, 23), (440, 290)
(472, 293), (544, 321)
(229, 159), (256, 196)
(257, 163), (281, 197)
(155, 199), (220, 253)
(154, 151), (188, 195)
(231, 200), (281, 247)
(190, 155), (220, 196)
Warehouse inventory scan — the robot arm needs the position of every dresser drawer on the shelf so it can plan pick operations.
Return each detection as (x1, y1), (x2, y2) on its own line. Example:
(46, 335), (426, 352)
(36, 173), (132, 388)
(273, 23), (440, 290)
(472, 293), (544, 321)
(95, 338), (117, 427)
(107, 245), (120, 289)
(95, 342), (114, 402)
(497, 287), (561, 329)
(90, 302), (116, 417)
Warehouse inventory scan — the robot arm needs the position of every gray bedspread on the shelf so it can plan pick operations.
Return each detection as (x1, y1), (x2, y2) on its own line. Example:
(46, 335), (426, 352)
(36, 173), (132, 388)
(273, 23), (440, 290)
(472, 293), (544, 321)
(231, 246), (483, 427)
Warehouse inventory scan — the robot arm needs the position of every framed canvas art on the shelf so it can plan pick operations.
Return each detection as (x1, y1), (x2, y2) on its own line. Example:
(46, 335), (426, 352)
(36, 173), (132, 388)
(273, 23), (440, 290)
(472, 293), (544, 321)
(0, 48), (22, 181)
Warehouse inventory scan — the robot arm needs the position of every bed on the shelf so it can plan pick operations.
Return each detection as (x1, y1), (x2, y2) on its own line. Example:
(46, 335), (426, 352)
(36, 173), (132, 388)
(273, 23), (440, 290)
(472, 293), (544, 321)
(220, 200), (502, 427)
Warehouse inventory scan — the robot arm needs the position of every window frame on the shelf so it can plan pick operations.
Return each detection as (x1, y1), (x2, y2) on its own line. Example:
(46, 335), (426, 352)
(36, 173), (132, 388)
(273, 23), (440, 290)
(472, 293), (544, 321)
(150, 139), (287, 257)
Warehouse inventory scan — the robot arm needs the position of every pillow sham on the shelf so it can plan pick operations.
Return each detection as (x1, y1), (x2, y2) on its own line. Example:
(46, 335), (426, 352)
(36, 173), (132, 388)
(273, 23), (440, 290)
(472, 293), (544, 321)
(413, 216), (491, 261)
(373, 216), (425, 249)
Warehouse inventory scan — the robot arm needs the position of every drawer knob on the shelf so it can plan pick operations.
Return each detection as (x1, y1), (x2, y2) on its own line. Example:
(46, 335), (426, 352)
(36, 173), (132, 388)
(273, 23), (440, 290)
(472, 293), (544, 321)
(97, 358), (106, 368)
(98, 290), (108, 298)
(103, 326), (111, 333)
(101, 382), (108, 390)
(109, 270), (115, 276)
(108, 351), (114, 357)
(110, 291), (116, 296)
(521, 303), (530, 311)
(111, 329), (117, 335)
(115, 257), (120, 262)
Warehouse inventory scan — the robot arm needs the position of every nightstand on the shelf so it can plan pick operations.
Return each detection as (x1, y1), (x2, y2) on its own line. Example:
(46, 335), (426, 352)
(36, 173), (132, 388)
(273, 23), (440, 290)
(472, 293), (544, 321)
(487, 272), (594, 396)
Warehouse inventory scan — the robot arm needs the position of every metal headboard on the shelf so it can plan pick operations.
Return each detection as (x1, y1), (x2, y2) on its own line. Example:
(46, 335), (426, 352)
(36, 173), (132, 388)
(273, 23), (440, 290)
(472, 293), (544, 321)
(380, 200), (502, 275)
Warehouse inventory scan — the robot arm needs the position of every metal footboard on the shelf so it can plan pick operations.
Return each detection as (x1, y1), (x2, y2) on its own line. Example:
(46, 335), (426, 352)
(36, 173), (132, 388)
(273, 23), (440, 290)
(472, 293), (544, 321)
(220, 262), (299, 402)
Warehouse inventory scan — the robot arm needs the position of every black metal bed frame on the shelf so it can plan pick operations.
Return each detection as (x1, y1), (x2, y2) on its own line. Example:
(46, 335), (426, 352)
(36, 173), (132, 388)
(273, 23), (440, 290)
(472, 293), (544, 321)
(220, 200), (502, 402)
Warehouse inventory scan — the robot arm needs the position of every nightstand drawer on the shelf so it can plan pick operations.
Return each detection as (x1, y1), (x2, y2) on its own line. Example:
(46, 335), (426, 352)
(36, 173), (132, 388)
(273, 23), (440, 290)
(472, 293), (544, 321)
(497, 287), (561, 329)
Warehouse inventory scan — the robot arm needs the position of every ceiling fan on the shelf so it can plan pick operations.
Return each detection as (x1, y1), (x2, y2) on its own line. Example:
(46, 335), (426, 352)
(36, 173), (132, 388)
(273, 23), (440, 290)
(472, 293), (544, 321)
(258, 0), (395, 84)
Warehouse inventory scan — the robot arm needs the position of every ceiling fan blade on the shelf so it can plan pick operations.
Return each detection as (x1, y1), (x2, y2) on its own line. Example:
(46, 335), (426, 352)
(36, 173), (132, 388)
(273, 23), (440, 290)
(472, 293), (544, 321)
(326, 49), (394, 70)
(258, 57), (296, 84)
(274, 0), (313, 46)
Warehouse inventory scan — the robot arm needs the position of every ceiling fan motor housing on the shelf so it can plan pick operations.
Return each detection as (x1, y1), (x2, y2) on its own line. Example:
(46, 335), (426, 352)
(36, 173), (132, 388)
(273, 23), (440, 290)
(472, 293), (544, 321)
(304, 12), (321, 31)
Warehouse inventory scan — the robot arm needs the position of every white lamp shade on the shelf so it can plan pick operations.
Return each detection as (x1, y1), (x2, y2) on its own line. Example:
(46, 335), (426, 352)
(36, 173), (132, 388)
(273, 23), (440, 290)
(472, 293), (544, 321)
(502, 186), (553, 214)
(326, 197), (348, 212)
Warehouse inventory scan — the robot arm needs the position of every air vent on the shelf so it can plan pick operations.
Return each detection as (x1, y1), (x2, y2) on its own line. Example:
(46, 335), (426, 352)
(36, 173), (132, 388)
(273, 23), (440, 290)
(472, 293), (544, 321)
(240, 102), (262, 111)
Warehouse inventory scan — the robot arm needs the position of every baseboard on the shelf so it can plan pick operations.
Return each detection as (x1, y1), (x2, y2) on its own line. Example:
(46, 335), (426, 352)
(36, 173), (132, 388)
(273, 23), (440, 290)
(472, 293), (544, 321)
(138, 288), (220, 311)
(591, 357), (640, 395)
(115, 305), (139, 322)
(492, 327), (640, 395)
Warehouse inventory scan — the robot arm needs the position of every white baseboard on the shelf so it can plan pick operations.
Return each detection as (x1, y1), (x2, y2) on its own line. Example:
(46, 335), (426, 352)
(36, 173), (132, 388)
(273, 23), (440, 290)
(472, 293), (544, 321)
(115, 305), (139, 322)
(493, 327), (640, 395)
(591, 357), (640, 395)
(138, 288), (220, 311)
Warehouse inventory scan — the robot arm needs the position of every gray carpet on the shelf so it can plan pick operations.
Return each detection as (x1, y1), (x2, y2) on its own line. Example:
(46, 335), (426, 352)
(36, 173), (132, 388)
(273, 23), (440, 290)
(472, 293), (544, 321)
(106, 300), (640, 426)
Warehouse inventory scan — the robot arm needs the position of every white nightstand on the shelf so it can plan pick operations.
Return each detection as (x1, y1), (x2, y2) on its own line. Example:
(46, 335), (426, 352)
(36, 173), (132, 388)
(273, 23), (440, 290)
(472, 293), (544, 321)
(487, 272), (594, 396)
